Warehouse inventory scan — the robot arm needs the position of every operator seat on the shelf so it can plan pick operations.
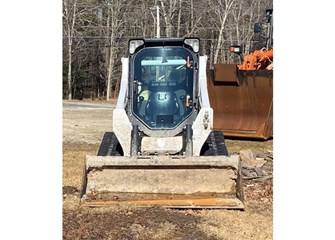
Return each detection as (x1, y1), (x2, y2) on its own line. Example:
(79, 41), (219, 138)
(145, 91), (180, 127)
(168, 69), (180, 81)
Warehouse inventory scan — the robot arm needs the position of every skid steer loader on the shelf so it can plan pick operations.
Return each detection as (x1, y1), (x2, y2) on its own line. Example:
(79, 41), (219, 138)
(80, 38), (244, 209)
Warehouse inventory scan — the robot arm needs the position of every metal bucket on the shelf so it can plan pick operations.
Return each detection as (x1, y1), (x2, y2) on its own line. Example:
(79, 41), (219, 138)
(208, 64), (273, 139)
(80, 155), (244, 209)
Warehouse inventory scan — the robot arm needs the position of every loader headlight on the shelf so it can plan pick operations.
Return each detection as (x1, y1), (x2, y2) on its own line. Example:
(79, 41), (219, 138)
(229, 45), (243, 54)
(184, 38), (199, 53)
(129, 39), (144, 54)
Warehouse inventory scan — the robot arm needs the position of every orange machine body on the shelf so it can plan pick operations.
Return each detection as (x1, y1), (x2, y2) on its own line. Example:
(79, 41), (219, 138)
(238, 48), (273, 70)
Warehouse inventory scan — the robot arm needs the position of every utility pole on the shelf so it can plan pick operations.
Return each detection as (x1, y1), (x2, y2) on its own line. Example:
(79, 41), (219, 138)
(150, 5), (160, 38)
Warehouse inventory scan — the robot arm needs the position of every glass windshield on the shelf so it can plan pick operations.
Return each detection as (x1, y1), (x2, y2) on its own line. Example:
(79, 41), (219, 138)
(132, 47), (194, 129)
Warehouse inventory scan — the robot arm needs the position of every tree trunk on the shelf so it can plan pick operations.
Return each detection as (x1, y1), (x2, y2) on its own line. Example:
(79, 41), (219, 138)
(209, 35), (215, 69)
(213, 17), (226, 64)
(106, 30), (115, 101)
(213, 0), (234, 64)
(190, 0), (194, 30)
(177, 0), (182, 37)
(105, 5), (111, 100)
(64, 0), (77, 100)
(160, 0), (177, 37)
(67, 38), (72, 100)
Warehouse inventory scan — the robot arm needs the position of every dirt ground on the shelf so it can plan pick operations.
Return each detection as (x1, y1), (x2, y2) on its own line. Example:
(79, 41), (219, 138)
(63, 99), (273, 240)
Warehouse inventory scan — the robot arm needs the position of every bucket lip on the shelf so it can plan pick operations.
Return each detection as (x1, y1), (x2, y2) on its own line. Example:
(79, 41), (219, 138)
(80, 196), (244, 209)
(85, 155), (240, 170)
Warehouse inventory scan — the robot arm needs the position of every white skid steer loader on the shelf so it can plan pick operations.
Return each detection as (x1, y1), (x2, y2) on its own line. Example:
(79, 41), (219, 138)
(80, 38), (244, 209)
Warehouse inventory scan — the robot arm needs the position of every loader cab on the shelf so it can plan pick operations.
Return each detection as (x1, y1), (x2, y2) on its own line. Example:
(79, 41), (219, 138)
(128, 38), (199, 136)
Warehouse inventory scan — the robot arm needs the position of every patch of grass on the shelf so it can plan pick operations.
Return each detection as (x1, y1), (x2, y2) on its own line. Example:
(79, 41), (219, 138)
(197, 207), (273, 240)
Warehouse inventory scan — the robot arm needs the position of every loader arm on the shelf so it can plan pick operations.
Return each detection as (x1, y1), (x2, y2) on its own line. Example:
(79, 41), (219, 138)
(192, 56), (213, 156)
(113, 57), (132, 156)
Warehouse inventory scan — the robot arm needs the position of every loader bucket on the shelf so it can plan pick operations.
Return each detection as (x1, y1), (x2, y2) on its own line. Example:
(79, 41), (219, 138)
(80, 155), (244, 209)
(207, 64), (273, 139)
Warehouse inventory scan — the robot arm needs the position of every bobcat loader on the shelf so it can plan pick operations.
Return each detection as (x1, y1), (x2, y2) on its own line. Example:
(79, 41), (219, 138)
(80, 38), (244, 209)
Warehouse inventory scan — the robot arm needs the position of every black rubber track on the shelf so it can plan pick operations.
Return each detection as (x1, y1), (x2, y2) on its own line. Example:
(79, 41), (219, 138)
(97, 132), (123, 156)
(97, 131), (228, 157)
(200, 131), (229, 156)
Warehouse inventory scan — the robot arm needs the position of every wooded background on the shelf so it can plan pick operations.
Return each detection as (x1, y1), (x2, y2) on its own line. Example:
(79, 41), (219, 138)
(63, 0), (273, 100)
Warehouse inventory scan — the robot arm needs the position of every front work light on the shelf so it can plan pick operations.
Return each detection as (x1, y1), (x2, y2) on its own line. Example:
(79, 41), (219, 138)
(229, 45), (243, 54)
(184, 38), (199, 53)
(129, 39), (144, 54)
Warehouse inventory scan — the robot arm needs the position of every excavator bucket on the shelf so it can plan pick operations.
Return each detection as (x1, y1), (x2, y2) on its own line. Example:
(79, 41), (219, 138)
(207, 64), (273, 139)
(80, 155), (244, 209)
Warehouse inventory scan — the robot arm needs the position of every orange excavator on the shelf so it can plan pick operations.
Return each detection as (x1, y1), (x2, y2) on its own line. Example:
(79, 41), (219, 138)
(230, 8), (273, 71)
(232, 47), (273, 70)
(208, 9), (273, 139)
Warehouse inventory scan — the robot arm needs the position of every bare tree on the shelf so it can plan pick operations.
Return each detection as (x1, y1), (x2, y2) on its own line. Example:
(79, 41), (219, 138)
(63, 0), (78, 100)
(105, 0), (130, 100)
(176, 0), (182, 37)
(210, 0), (235, 64)
(62, 0), (273, 99)
(159, 0), (179, 37)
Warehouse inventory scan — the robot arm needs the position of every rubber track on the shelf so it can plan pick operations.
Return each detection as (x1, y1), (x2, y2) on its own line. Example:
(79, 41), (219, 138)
(97, 131), (228, 157)
(201, 131), (229, 156)
(97, 132), (123, 156)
